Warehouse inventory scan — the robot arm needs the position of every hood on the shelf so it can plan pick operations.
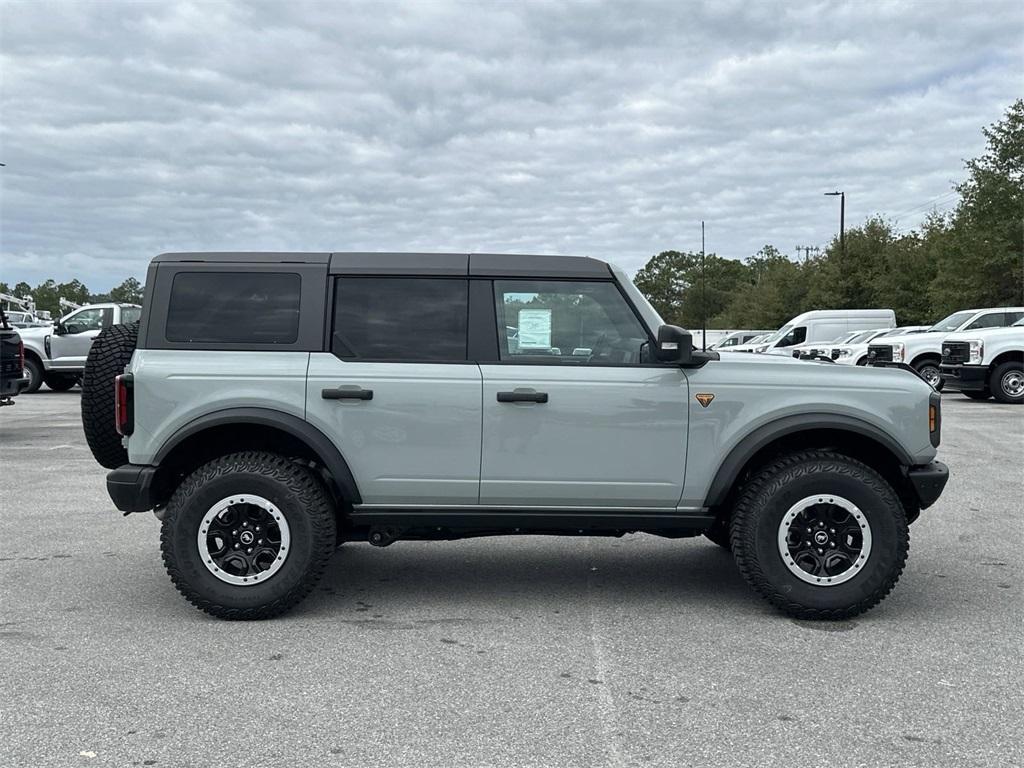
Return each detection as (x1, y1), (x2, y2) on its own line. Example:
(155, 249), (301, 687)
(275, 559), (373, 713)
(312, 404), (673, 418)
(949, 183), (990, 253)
(870, 330), (945, 345)
(943, 325), (1023, 342)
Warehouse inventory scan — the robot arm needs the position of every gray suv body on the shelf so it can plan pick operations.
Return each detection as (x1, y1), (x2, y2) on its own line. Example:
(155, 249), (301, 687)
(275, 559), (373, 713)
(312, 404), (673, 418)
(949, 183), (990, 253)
(94, 252), (948, 620)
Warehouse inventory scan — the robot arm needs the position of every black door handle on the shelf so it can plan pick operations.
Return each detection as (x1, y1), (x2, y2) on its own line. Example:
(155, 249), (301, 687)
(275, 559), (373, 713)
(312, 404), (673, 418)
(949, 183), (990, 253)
(497, 391), (548, 403)
(322, 386), (373, 401)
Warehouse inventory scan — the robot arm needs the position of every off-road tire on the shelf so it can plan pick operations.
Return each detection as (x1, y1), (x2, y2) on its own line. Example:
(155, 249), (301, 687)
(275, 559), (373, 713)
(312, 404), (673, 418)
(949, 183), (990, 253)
(23, 356), (43, 394)
(961, 390), (990, 401)
(703, 517), (732, 551)
(990, 361), (1024, 405)
(160, 452), (337, 620)
(81, 322), (138, 469)
(44, 373), (78, 392)
(731, 450), (909, 620)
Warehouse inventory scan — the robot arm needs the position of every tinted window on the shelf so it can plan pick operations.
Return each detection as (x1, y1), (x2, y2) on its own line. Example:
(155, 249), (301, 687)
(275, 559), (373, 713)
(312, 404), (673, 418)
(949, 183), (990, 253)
(332, 277), (468, 361)
(494, 280), (649, 365)
(166, 272), (300, 344)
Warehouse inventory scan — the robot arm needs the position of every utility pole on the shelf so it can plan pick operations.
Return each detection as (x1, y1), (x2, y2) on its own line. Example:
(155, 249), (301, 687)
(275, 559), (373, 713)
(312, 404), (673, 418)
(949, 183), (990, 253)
(795, 244), (820, 263)
(825, 191), (845, 256)
(701, 221), (706, 351)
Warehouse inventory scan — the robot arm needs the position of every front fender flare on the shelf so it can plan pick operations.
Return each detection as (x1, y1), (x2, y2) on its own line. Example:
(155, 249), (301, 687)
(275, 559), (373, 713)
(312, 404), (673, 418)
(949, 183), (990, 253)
(702, 413), (914, 508)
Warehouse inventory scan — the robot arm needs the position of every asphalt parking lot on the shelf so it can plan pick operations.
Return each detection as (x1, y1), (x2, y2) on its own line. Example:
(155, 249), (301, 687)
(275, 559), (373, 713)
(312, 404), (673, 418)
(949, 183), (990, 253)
(1, 392), (1021, 768)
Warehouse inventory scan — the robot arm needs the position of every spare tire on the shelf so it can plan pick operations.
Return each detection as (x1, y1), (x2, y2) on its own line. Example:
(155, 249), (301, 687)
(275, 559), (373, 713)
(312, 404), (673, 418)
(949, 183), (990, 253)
(82, 322), (139, 469)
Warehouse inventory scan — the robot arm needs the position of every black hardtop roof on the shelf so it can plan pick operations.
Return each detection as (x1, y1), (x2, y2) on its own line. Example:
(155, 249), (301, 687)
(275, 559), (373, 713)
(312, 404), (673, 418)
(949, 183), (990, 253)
(152, 252), (612, 279)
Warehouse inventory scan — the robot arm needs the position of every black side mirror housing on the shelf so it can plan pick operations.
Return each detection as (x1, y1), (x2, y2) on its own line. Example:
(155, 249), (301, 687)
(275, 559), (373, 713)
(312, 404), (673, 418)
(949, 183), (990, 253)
(655, 324), (719, 368)
(54, 322), (68, 336)
(655, 325), (693, 364)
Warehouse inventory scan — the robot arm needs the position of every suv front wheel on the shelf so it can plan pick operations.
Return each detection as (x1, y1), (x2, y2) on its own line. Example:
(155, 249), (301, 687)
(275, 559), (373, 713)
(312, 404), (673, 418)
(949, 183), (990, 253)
(160, 452), (337, 619)
(730, 450), (908, 620)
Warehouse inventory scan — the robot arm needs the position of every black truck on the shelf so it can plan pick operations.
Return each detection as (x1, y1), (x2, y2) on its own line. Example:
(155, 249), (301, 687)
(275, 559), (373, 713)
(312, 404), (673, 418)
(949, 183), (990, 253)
(0, 307), (29, 405)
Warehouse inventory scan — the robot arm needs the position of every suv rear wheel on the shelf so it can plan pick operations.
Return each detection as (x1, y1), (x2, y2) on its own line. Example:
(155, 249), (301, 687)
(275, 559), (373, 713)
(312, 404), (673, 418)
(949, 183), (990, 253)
(731, 450), (908, 620)
(161, 452), (337, 620)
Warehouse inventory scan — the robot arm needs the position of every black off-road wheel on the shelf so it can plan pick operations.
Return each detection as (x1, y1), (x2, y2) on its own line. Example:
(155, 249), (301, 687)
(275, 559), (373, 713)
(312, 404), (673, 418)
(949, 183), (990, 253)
(23, 356), (43, 394)
(990, 361), (1024, 404)
(81, 322), (138, 469)
(731, 450), (909, 620)
(160, 452), (337, 620)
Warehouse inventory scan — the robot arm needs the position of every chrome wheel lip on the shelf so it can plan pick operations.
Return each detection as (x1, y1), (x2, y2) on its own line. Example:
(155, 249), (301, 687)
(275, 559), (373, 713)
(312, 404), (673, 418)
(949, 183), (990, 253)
(777, 494), (872, 587)
(1001, 370), (1024, 398)
(197, 495), (291, 586)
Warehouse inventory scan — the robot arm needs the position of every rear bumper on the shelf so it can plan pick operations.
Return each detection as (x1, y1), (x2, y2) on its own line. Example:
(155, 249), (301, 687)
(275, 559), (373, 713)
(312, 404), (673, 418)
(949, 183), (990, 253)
(939, 364), (987, 391)
(107, 464), (161, 513)
(907, 461), (949, 510)
(0, 375), (29, 397)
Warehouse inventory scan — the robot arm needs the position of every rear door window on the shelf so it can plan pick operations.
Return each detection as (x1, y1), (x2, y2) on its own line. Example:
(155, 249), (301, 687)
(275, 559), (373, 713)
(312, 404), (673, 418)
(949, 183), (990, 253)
(166, 272), (301, 344)
(332, 277), (468, 361)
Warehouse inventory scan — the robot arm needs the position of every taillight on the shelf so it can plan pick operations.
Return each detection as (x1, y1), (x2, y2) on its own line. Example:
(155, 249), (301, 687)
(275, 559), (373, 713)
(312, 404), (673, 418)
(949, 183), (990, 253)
(115, 373), (134, 436)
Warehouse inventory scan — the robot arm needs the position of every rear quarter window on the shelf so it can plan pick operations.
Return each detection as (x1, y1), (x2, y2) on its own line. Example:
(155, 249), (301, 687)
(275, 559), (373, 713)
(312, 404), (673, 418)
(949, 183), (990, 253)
(165, 272), (301, 344)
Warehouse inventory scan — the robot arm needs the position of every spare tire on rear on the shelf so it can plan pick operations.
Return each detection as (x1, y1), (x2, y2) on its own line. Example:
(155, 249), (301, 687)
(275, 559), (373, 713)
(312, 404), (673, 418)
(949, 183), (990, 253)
(82, 322), (139, 469)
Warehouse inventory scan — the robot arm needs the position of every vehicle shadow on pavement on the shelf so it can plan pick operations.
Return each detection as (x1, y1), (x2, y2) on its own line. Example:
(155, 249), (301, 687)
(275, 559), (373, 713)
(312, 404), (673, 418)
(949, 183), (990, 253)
(296, 539), (756, 616)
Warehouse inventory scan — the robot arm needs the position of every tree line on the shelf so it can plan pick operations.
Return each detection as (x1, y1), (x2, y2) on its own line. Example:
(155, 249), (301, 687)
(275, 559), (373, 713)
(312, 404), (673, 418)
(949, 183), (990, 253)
(0, 277), (144, 316)
(634, 100), (1023, 330)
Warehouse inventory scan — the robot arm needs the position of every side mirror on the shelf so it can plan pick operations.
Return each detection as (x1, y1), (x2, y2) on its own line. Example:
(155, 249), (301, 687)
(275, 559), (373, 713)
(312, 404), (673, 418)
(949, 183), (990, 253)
(54, 322), (68, 336)
(655, 325), (693, 364)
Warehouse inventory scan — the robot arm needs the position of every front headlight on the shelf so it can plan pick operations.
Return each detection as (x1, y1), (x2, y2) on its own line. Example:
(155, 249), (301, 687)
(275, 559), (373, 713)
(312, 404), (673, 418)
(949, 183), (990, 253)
(968, 340), (984, 364)
(837, 347), (851, 358)
(891, 342), (905, 363)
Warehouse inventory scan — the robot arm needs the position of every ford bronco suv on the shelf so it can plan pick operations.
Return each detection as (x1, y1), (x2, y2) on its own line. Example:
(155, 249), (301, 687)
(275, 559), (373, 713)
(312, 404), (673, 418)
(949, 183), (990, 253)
(82, 252), (948, 620)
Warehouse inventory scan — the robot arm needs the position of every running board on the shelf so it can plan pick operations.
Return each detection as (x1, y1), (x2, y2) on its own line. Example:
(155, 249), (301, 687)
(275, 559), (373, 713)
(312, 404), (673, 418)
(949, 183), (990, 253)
(348, 507), (715, 532)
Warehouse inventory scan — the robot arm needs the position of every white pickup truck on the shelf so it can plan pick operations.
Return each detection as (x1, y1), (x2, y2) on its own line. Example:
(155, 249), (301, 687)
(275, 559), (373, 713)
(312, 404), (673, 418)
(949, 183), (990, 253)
(867, 307), (1024, 389)
(939, 317), (1024, 403)
(19, 303), (141, 393)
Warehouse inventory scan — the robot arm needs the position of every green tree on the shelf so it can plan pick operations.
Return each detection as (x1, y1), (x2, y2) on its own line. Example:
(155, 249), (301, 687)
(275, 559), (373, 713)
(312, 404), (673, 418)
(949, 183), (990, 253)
(633, 250), (750, 328)
(716, 246), (809, 328)
(109, 277), (144, 304)
(928, 99), (1024, 314)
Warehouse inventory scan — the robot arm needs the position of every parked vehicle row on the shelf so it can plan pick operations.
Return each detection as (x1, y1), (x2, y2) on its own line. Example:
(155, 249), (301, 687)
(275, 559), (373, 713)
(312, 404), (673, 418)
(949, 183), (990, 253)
(866, 307), (1024, 390)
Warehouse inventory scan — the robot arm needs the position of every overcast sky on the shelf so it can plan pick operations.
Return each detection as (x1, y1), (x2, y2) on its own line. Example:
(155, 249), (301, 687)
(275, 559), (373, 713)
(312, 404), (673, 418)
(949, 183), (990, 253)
(1, 1), (1021, 292)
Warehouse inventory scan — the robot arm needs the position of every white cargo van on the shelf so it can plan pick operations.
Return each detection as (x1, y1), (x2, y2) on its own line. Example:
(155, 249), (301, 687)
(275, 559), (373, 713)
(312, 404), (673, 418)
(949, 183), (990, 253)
(754, 309), (896, 356)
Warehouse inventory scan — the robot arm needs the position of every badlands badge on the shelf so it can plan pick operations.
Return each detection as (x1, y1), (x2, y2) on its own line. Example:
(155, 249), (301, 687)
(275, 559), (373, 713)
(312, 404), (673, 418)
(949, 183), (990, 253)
(695, 393), (715, 408)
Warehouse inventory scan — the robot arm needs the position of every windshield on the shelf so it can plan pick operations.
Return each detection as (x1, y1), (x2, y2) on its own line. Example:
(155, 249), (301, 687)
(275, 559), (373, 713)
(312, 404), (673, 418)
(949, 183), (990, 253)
(928, 311), (974, 333)
(762, 325), (791, 344)
(848, 330), (879, 344)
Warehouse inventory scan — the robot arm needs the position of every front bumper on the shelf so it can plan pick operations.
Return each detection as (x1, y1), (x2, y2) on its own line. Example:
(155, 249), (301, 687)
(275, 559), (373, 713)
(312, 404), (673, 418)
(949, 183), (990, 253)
(907, 461), (949, 510)
(939, 364), (988, 391)
(107, 464), (161, 513)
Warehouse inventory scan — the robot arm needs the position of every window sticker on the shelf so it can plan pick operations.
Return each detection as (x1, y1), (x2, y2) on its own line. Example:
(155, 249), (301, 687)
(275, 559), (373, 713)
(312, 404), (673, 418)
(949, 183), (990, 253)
(518, 308), (552, 348)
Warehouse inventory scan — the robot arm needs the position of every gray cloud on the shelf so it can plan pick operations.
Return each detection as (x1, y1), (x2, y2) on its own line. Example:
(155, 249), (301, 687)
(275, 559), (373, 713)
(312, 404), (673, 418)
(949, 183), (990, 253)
(1, 0), (1021, 291)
